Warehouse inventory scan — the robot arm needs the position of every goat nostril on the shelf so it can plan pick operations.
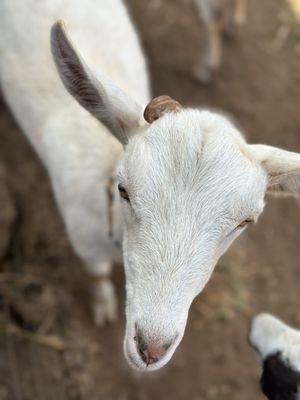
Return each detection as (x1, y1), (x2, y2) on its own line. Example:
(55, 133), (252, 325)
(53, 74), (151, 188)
(134, 324), (176, 366)
(137, 340), (148, 359)
(136, 337), (170, 366)
(163, 341), (172, 352)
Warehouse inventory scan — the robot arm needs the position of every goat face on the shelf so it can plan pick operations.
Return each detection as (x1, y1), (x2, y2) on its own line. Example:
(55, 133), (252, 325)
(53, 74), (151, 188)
(51, 21), (300, 371)
(119, 110), (267, 370)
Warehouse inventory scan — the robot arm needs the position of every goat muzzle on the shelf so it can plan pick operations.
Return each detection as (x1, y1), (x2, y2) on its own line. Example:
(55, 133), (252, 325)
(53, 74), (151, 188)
(143, 95), (182, 123)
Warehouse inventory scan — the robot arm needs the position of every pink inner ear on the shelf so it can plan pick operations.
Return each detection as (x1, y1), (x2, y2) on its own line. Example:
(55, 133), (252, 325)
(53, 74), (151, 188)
(143, 95), (182, 124)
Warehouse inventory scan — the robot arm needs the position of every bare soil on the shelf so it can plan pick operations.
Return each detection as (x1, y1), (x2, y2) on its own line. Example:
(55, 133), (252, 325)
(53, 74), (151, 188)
(1, 0), (300, 399)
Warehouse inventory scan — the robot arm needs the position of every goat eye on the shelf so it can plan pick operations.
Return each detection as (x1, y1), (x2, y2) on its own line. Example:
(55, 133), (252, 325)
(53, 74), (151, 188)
(118, 184), (130, 202)
(237, 219), (253, 229)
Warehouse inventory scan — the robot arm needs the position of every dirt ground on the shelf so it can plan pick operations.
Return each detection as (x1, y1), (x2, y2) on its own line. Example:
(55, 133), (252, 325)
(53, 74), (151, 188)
(1, 0), (300, 399)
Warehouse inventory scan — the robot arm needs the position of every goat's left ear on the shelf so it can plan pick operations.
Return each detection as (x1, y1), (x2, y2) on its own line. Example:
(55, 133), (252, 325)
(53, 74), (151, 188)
(251, 144), (300, 196)
(51, 21), (142, 145)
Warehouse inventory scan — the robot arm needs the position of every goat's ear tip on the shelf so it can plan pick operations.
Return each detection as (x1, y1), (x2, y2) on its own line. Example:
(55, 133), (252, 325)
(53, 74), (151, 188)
(51, 20), (71, 59)
(53, 19), (64, 30)
(51, 20), (66, 40)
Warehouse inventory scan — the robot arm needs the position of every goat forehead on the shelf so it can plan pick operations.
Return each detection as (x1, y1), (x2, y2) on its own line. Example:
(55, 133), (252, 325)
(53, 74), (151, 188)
(123, 109), (266, 204)
(126, 110), (250, 176)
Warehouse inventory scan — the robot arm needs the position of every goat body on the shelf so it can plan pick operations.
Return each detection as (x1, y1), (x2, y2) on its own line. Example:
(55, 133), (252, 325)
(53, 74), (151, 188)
(0, 0), (150, 326)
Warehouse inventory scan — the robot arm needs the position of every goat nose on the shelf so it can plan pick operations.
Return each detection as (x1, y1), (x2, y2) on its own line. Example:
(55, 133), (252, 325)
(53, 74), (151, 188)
(134, 334), (171, 366)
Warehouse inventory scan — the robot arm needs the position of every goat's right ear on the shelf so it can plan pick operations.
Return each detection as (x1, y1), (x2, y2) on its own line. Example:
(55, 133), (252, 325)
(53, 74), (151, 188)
(250, 144), (300, 197)
(51, 20), (142, 145)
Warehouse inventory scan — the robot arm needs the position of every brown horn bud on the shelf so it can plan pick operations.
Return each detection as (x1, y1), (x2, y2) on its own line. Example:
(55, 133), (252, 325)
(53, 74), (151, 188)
(143, 95), (182, 124)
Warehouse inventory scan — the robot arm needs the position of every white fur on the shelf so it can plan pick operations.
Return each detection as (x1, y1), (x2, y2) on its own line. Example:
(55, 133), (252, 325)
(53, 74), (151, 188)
(249, 313), (300, 372)
(0, 0), (150, 325)
(1, 0), (300, 372)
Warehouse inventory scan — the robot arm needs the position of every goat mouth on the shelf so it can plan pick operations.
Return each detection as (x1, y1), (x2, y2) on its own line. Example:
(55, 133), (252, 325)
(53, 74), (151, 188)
(124, 339), (146, 370)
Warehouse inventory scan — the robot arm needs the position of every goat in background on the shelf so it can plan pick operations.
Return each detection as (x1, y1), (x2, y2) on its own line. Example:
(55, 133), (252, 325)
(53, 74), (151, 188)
(193, 0), (247, 82)
(249, 313), (300, 400)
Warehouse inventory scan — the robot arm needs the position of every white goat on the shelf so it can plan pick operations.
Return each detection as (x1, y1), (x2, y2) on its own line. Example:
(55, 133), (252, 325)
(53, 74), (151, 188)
(1, 0), (300, 372)
(193, 0), (247, 82)
(249, 313), (300, 400)
(0, 0), (150, 327)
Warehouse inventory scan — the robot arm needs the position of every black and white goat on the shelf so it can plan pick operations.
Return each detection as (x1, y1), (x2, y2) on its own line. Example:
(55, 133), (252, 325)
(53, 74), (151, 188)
(249, 313), (300, 400)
